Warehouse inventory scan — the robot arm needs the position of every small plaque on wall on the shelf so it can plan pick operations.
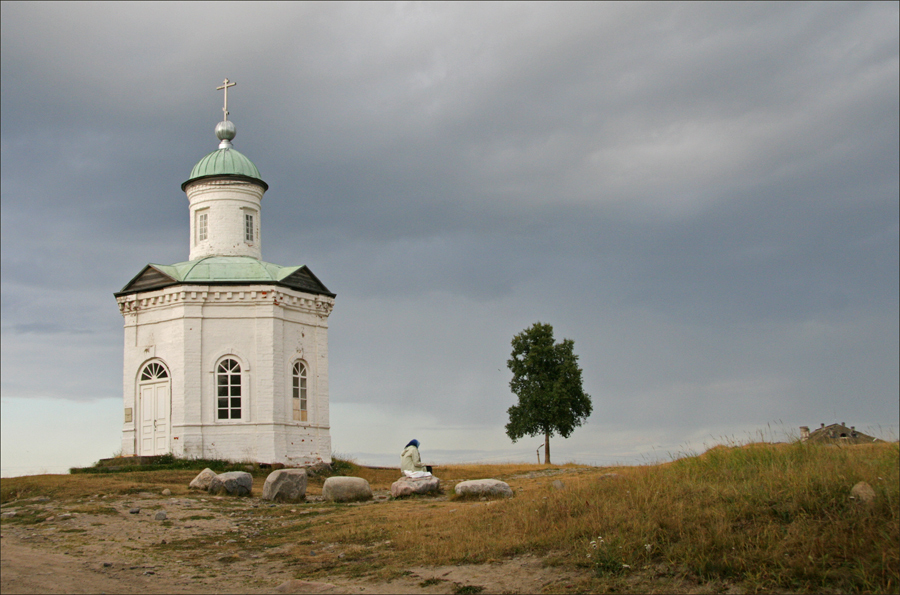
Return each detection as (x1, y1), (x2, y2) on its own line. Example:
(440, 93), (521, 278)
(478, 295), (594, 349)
(124, 408), (133, 423)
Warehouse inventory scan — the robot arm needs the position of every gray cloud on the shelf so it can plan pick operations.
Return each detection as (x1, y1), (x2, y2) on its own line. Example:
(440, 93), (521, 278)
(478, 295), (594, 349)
(2, 3), (897, 468)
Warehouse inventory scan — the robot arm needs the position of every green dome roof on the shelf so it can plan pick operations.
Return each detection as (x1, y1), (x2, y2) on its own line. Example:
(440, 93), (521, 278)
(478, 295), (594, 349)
(167, 256), (287, 283)
(182, 148), (267, 190)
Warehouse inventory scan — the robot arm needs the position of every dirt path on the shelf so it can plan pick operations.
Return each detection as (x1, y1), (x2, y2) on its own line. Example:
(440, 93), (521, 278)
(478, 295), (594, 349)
(0, 491), (585, 594)
(1, 535), (581, 594)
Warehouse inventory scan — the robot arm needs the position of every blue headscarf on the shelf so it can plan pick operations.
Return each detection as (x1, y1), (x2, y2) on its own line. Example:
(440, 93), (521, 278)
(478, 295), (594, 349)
(405, 439), (420, 449)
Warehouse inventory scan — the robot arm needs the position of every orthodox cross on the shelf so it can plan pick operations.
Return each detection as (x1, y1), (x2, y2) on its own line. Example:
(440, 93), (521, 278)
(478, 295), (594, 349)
(216, 78), (237, 121)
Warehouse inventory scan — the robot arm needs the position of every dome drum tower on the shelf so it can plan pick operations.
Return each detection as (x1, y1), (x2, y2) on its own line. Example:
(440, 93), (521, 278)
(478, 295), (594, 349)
(184, 116), (269, 262)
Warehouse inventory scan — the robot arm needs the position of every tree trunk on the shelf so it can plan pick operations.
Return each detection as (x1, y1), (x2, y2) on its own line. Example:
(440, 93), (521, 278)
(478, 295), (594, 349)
(544, 432), (551, 465)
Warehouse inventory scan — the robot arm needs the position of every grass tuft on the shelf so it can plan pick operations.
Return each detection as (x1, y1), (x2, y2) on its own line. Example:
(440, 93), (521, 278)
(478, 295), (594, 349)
(69, 454), (267, 475)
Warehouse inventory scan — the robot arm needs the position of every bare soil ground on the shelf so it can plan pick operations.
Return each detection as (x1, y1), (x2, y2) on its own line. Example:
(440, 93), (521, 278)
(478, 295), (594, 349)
(0, 483), (588, 594)
(3, 460), (812, 594)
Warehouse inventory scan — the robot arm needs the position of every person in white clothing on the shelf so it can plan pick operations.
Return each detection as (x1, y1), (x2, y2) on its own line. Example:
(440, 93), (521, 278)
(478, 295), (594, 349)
(400, 439), (431, 475)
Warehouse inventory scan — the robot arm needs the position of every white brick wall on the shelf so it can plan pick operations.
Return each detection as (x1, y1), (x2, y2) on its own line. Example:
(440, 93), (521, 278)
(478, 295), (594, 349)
(186, 179), (264, 260)
(117, 285), (333, 465)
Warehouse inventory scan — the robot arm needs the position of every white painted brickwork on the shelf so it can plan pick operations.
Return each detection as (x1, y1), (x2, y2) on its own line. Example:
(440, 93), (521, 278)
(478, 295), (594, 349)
(187, 179), (263, 260)
(118, 284), (333, 465)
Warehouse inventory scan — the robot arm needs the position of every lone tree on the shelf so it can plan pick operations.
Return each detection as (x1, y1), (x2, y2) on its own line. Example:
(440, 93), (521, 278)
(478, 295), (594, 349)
(505, 322), (592, 465)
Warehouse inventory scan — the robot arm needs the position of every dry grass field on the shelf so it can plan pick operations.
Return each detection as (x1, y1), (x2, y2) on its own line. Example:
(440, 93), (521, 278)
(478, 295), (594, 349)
(1, 441), (898, 594)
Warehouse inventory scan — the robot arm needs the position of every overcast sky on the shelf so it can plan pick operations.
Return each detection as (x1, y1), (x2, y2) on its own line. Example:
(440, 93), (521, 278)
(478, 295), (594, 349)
(2, 2), (897, 476)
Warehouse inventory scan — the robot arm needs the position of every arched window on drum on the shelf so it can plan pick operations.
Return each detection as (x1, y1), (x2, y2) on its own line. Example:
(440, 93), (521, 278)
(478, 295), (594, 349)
(292, 361), (307, 422)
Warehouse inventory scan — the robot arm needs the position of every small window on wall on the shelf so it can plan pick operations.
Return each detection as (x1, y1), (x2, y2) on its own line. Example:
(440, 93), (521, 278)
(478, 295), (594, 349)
(292, 361), (307, 422)
(244, 213), (254, 242)
(197, 211), (208, 242)
(217, 359), (242, 420)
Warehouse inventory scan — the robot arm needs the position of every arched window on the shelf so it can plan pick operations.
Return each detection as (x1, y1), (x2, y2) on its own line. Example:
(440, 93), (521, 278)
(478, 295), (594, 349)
(141, 362), (168, 381)
(292, 361), (307, 422)
(217, 359), (242, 420)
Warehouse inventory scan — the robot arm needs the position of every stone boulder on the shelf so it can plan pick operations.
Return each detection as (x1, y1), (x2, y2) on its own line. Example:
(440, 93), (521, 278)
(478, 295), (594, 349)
(322, 477), (372, 502)
(208, 471), (253, 497)
(262, 469), (308, 502)
(454, 479), (514, 499)
(391, 475), (441, 498)
(188, 468), (218, 491)
(851, 481), (876, 504)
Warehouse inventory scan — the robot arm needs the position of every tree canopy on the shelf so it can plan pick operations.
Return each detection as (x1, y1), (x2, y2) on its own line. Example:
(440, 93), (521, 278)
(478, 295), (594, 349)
(505, 322), (592, 464)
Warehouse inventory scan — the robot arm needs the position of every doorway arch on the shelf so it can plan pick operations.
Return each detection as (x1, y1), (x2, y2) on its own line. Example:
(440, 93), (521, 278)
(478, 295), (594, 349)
(137, 360), (171, 456)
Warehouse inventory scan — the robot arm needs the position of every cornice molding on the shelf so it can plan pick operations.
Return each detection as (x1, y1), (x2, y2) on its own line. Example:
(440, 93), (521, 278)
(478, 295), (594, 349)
(117, 284), (335, 318)
(186, 178), (265, 202)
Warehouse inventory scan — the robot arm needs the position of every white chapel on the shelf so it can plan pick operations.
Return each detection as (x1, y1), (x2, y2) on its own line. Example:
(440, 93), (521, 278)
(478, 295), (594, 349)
(114, 80), (335, 466)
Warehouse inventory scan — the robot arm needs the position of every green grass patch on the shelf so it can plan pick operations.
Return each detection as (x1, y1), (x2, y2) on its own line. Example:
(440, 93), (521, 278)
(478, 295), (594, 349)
(69, 506), (120, 516)
(70, 454), (268, 476)
(0, 510), (50, 525)
(419, 577), (446, 587)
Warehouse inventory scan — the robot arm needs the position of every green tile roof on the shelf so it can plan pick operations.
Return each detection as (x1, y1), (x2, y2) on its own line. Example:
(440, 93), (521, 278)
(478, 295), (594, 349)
(116, 256), (334, 297)
(156, 256), (291, 282)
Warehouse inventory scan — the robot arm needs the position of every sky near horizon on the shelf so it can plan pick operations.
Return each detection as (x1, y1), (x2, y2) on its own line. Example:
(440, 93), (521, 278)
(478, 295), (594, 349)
(1, 2), (898, 476)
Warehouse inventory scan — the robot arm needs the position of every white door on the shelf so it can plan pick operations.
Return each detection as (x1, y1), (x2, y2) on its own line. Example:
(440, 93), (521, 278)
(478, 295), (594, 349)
(140, 382), (170, 455)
